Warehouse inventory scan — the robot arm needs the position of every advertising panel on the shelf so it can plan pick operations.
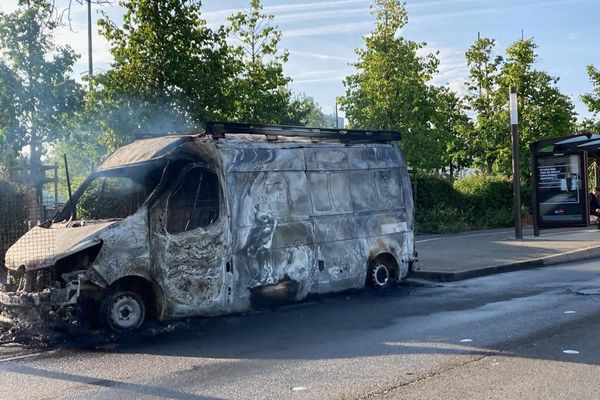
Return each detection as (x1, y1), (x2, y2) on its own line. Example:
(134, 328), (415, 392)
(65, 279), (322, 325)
(537, 153), (586, 226)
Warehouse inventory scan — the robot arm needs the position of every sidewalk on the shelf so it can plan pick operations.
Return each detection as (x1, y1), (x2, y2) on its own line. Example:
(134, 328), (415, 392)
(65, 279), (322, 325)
(412, 226), (600, 281)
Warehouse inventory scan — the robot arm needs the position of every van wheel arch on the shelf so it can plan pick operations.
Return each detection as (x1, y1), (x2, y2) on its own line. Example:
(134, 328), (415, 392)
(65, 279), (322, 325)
(366, 253), (400, 290)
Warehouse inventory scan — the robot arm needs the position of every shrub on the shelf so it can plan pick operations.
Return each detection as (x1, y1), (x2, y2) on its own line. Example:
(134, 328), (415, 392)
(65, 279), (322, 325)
(413, 174), (468, 233)
(454, 175), (515, 229)
(414, 174), (532, 234)
(413, 174), (461, 211)
(415, 207), (468, 234)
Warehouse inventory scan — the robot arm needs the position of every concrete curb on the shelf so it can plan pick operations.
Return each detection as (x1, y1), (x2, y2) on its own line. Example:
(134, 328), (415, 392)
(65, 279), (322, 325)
(412, 244), (600, 282)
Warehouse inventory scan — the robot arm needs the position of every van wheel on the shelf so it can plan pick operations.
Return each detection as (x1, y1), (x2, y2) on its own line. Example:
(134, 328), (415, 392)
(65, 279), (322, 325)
(100, 290), (146, 332)
(367, 260), (394, 290)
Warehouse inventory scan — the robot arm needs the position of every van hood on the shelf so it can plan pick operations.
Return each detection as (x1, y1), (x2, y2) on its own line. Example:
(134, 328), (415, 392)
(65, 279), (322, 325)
(4, 221), (117, 271)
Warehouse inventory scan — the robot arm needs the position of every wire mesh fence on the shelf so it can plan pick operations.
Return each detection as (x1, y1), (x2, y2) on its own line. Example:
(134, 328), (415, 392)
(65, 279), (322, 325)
(0, 182), (60, 285)
(0, 183), (29, 282)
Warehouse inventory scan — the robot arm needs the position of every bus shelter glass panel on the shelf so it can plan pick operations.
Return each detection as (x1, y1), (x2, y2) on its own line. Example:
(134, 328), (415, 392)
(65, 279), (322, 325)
(537, 153), (586, 226)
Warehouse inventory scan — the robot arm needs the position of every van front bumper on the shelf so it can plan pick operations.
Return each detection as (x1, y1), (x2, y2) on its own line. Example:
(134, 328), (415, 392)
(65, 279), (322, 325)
(0, 289), (53, 307)
(0, 282), (81, 308)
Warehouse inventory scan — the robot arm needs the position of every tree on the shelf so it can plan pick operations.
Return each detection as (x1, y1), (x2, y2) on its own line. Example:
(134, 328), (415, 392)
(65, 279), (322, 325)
(228, 0), (294, 124)
(287, 94), (327, 127)
(495, 39), (575, 177)
(338, 0), (441, 170)
(464, 36), (505, 173)
(47, 91), (112, 196)
(432, 87), (472, 178)
(464, 37), (576, 178)
(581, 65), (600, 131)
(0, 0), (82, 186)
(95, 0), (237, 146)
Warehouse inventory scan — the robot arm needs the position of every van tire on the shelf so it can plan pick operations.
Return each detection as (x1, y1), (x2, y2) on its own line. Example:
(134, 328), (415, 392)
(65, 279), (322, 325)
(99, 290), (146, 332)
(367, 260), (395, 291)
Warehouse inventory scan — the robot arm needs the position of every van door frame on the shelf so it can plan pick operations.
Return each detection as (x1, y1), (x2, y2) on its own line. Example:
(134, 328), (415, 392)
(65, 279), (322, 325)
(148, 161), (232, 316)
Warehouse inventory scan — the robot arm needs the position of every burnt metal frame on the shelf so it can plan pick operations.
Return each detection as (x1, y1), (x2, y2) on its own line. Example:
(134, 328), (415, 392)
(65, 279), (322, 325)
(205, 121), (401, 143)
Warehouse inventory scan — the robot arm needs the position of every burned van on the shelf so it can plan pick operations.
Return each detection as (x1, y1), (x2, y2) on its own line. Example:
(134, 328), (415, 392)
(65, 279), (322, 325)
(0, 122), (415, 331)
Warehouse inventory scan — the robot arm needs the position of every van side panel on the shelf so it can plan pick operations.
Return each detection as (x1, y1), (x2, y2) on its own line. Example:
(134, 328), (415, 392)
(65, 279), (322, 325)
(218, 142), (414, 308)
(221, 146), (316, 306)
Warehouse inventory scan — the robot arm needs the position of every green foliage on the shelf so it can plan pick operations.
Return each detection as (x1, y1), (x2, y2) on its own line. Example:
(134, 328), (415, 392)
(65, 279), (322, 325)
(0, 0), (83, 168)
(338, 0), (443, 171)
(76, 177), (137, 220)
(228, 0), (294, 124)
(432, 87), (473, 176)
(0, 179), (28, 268)
(59, 0), (313, 168)
(497, 39), (576, 177)
(46, 90), (114, 198)
(581, 65), (600, 131)
(46, 139), (96, 202)
(464, 37), (576, 178)
(464, 37), (505, 173)
(413, 174), (460, 212)
(454, 175), (515, 228)
(415, 174), (530, 234)
(413, 175), (468, 233)
(95, 0), (237, 144)
(287, 94), (328, 127)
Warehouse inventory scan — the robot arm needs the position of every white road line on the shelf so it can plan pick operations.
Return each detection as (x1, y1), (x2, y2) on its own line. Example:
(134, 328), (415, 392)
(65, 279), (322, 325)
(416, 229), (514, 244)
(415, 227), (597, 244)
(0, 350), (57, 364)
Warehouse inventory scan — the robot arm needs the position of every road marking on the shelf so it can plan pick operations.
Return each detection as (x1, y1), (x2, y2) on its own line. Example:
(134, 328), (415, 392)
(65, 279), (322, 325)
(292, 386), (308, 392)
(459, 338), (473, 343)
(564, 310), (577, 314)
(0, 350), (57, 364)
(415, 238), (443, 244)
(416, 229), (514, 244)
(536, 228), (598, 238)
(563, 350), (580, 354)
(415, 227), (592, 244)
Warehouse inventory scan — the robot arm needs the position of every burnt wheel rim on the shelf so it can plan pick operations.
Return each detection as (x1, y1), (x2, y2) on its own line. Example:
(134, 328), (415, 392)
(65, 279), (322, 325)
(372, 264), (390, 287)
(109, 295), (143, 330)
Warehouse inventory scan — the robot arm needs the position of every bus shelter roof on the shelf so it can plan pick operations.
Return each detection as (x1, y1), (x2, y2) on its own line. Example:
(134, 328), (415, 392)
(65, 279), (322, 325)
(532, 133), (600, 155)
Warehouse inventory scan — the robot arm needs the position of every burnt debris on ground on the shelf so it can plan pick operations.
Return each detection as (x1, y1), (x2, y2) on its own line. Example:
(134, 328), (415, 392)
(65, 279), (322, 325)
(0, 304), (188, 352)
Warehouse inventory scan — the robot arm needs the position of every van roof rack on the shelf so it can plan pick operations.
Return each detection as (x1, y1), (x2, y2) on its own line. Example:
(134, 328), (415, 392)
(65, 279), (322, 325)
(205, 122), (401, 143)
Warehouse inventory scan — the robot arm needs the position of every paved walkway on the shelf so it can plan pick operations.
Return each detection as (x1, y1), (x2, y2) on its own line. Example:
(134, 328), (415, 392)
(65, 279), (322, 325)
(412, 226), (600, 281)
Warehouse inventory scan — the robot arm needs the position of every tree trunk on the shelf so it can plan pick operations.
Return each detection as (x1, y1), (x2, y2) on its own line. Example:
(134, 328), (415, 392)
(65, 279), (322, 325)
(486, 158), (494, 174)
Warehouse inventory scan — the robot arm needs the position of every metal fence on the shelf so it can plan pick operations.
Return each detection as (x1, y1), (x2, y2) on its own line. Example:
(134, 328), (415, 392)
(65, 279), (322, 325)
(0, 183), (28, 280)
(0, 178), (62, 282)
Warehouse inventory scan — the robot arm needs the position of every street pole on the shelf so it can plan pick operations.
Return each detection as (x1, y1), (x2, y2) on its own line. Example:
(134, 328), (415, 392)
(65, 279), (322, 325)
(335, 100), (339, 129)
(87, 0), (93, 88)
(510, 87), (522, 239)
(594, 159), (600, 188)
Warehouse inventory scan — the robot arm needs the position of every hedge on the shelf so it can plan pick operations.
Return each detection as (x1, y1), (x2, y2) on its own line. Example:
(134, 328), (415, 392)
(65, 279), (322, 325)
(414, 174), (531, 234)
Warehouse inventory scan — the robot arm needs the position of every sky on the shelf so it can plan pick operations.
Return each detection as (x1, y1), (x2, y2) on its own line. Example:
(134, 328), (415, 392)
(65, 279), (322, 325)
(1, 0), (599, 120)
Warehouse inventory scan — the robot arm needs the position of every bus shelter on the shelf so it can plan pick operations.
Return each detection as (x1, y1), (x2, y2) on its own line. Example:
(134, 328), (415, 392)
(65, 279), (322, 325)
(531, 133), (600, 236)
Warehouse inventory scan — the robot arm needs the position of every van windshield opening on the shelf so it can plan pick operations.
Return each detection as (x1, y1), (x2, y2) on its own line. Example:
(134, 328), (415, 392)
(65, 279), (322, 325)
(56, 162), (164, 222)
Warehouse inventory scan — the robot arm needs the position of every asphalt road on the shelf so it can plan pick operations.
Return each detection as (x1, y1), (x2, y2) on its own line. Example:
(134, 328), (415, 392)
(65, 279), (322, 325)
(1, 260), (600, 400)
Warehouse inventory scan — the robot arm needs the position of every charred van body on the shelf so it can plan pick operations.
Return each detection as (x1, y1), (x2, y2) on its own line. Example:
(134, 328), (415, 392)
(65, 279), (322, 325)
(0, 123), (416, 331)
